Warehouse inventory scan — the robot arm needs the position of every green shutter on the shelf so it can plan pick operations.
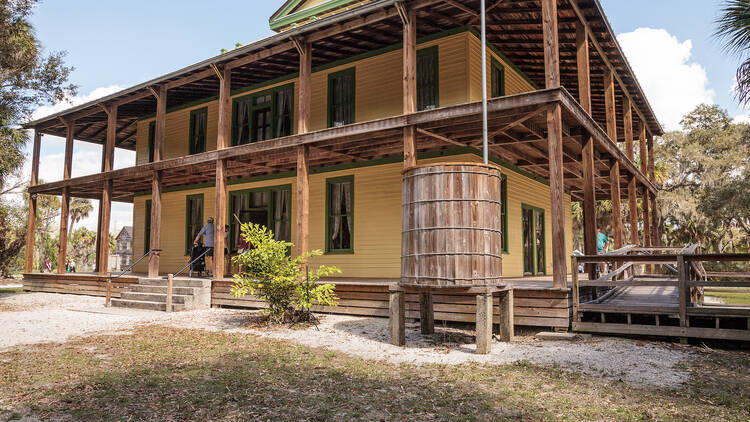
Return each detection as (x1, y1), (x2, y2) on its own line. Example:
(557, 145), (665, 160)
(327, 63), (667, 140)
(417, 46), (439, 111)
(325, 175), (354, 254)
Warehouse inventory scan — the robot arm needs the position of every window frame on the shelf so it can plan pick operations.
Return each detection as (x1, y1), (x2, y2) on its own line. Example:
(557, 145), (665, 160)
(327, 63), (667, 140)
(327, 67), (356, 128)
(325, 175), (355, 254)
(144, 200), (152, 255)
(417, 46), (439, 111)
(227, 184), (292, 254)
(185, 194), (204, 256)
(188, 107), (208, 155)
(147, 121), (156, 163)
(491, 58), (506, 98)
(521, 203), (546, 276)
(231, 83), (295, 146)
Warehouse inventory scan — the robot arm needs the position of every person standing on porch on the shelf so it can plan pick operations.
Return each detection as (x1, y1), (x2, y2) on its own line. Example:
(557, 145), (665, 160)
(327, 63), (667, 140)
(194, 217), (215, 277)
(597, 228), (609, 273)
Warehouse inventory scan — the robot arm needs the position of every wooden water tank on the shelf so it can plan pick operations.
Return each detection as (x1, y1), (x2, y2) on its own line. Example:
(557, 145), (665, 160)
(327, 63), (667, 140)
(401, 163), (503, 287)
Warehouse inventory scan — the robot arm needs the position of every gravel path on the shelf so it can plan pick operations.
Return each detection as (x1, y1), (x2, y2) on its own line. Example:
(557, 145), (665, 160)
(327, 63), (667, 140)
(1, 292), (693, 388)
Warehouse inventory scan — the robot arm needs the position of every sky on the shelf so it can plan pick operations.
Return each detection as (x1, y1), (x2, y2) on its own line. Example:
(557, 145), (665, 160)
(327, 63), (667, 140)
(14, 0), (747, 233)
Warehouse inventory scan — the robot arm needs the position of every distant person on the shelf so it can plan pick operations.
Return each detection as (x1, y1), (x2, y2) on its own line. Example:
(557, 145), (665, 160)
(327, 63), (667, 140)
(43, 257), (52, 273)
(596, 228), (609, 273)
(65, 260), (70, 273)
(194, 217), (215, 277)
(70, 260), (76, 273)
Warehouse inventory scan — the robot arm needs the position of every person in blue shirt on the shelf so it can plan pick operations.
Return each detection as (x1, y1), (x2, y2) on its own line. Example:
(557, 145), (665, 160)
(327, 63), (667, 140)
(194, 217), (215, 276)
(596, 228), (609, 273)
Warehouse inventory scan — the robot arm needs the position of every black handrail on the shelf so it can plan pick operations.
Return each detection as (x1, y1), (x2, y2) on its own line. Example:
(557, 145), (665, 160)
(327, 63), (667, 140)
(110, 249), (161, 280)
(174, 247), (212, 278)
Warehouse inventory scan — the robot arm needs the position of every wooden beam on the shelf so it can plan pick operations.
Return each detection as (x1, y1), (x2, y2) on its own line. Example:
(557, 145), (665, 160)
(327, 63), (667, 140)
(97, 105), (117, 275)
(547, 104), (568, 288)
(216, 67), (232, 150)
(296, 145), (310, 256)
(154, 85), (167, 162)
(542, 0), (560, 89)
(164, 68), (215, 90)
(24, 130), (42, 273)
(609, 161), (623, 250)
(639, 122), (648, 175)
(604, 68), (617, 142)
(582, 137), (597, 276)
(403, 4), (417, 169)
(416, 128), (465, 147)
(443, 0), (478, 17)
(642, 185), (652, 248)
(62, 118), (75, 181)
(57, 187), (70, 274)
(298, 40), (312, 134)
(628, 176), (639, 246)
(148, 171), (162, 278)
(576, 19), (591, 114)
(214, 159), (226, 279)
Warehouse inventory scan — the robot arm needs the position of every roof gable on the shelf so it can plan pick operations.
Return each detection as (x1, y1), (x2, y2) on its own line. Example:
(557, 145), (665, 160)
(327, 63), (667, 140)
(269, 0), (373, 31)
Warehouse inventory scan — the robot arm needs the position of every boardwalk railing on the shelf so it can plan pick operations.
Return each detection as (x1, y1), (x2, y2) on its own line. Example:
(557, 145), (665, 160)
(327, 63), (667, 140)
(572, 246), (750, 342)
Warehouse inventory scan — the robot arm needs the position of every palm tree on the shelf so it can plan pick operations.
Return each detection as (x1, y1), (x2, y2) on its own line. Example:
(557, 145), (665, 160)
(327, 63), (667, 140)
(715, 0), (750, 105)
(68, 198), (93, 238)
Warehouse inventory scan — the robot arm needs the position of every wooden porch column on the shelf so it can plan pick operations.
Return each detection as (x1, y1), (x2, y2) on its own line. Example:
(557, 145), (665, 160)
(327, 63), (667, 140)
(577, 20), (597, 276)
(623, 99), (638, 246)
(609, 162), (623, 250)
(639, 124), (651, 249)
(57, 120), (74, 274)
(97, 104), (117, 274)
(642, 185), (651, 247)
(148, 85), (166, 277)
(214, 66), (231, 279)
(401, 5), (417, 168)
(648, 135), (659, 246)
(24, 130), (42, 273)
(542, 0), (567, 287)
(296, 39), (312, 256)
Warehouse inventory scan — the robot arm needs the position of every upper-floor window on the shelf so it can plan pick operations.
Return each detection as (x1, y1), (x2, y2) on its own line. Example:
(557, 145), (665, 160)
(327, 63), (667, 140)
(147, 121), (155, 163)
(491, 59), (506, 98)
(328, 68), (355, 127)
(232, 84), (294, 146)
(417, 46), (439, 111)
(189, 107), (208, 155)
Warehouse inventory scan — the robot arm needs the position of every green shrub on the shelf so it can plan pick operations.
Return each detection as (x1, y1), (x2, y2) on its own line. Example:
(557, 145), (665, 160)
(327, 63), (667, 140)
(230, 222), (340, 324)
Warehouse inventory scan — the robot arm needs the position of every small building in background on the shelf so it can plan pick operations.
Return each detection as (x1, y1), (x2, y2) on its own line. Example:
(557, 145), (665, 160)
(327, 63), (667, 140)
(114, 226), (133, 271)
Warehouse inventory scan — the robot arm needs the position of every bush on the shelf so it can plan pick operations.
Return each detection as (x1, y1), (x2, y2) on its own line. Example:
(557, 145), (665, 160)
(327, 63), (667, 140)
(230, 222), (340, 324)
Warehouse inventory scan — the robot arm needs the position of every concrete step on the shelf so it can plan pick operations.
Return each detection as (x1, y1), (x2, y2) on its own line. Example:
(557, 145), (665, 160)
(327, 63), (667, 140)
(110, 298), (185, 312)
(120, 292), (193, 304)
(138, 277), (211, 288)
(129, 285), (196, 295)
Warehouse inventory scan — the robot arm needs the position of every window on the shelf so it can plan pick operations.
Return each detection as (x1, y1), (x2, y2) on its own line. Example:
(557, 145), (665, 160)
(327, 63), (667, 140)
(147, 121), (155, 163)
(144, 200), (151, 254)
(522, 205), (545, 276)
(189, 108), (207, 155)
(326, 176), (354, 253)
(417, 46), (439, 111)
(232, 84), (294, 146)
(501, 175), (508, 253)
(491, 59), (506, 98)
(328, 68), (355, 127)
(229, 185), (291, 253)
(185, 194), (204, 255)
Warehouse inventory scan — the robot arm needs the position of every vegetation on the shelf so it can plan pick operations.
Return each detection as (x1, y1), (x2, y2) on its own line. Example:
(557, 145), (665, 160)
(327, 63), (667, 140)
(716, 0), (750, 106)
(231, 222), (340, 323)
(0, 326), (748, 421)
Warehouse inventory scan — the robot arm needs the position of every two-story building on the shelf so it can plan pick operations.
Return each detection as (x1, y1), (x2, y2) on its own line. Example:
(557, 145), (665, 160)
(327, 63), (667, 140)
(22, 0), (663, 327)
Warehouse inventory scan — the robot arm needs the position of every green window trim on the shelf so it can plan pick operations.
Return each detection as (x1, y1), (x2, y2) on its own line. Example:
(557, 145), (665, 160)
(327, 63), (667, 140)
(227, 184), (292, 254)
(417, 46), (439, 111)
(521, 204), (546, 276)
(327, 67), (356, 128)
(325, 175), (354, 254)
(185, 194), (204, 256)
(188, 107), (208, 155)
(491, 58), (506, 98)
(147, 122), (155, 163)
(501, 174), (508, 254)
(231, 83), (295, 146)
(144, 200), (152, 255)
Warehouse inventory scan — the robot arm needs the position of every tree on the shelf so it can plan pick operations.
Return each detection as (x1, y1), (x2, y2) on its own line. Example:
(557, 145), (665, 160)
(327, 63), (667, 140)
(231, 222), (340, 324)
(68, 198), (93, 237)
(69, 227), (96, 271)
(716, 0), (750, 106)
(0, 201), (25, 277)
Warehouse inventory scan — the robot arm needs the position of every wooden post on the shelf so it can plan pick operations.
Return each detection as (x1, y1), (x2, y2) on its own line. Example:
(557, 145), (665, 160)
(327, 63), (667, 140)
(105, 276), (112, 307)
(604, 68), (617, 143)
(571, 256), (580, 322)
(389, 285), (406, 346)
(609, 162), (623, 250)
(166, 273), (174, 312)
(24, 130), (42, 273)
(419, 292), (434, 335)
(623, 98), (638, 247)
(628, 176), (638, 246)
(677, 254), (688, 343)
(214, 159), (226, 279)
(577, 20), (597, 278)
(647, 134), (659, 246)
(57, 120), (74, 274)
(475, 290), (494, 354)
(498, 288), (514, 342)
(154, 85), (167, 162)
(642, 187), (652, 248)
(401, 6), (417, 168)
(576, 20), (591, 114)
(148, 171), (162, 278)
(297, 40), (312, 134)
(216, 67), (232, 150)
(296, 41), (311, 257)
(98, 104), (117, 275)
(542, 0), (567, 288)
(639, 123), (648, 176)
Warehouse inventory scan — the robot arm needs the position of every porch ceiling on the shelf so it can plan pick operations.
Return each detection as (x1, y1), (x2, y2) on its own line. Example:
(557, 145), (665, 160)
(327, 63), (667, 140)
(28, 88), (656, 204)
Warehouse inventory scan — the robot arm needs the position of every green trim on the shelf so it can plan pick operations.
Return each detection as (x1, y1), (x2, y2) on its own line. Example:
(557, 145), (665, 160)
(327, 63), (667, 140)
(228, 184), (292, 253)
(467, 27), (540, 91)
(327, 67), (356, 128)
(188, 107), (208, 155)
(521, 204), (546, 276)
(185, 194), (204, 256)
(325, 175), (354, 254)
(140, 96), (219, 121)
(144, 200), (152, 255)
(491, 58), (506, 98)
(501, 174), (508, 254)
(417, 46), (439, 111)
(270, 0), (363, 31)
(147, 122), (155, 163)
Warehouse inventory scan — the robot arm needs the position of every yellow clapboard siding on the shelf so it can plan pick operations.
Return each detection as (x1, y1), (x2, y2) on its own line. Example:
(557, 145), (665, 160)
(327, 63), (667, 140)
(467, 32), (536, 101)
(132, 153), (574, 278)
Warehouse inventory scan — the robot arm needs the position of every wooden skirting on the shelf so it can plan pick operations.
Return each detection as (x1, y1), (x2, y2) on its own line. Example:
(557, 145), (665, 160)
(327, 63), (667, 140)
(22, 273), (139, 299)
(212, 280), (571, 329)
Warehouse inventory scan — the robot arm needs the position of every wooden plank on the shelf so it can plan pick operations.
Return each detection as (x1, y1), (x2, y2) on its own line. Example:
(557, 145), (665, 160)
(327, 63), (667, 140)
(573, 321), (750, 342)
(547, 103), (567, 288)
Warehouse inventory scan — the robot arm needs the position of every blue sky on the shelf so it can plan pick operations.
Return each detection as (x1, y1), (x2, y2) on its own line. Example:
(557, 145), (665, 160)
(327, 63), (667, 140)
(20, 0), (745, 231)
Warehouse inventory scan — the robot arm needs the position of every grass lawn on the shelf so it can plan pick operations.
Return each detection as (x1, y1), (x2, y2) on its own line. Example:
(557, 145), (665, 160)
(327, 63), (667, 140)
(0, 287), (22, 294)
(705, 290), (750, 305)
(1, 326), (749, 421)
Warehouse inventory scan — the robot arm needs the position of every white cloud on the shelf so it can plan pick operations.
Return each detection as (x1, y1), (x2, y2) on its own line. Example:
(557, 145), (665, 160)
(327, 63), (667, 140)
(734, 114), (750, 124)
(617, 28), (715, 131)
